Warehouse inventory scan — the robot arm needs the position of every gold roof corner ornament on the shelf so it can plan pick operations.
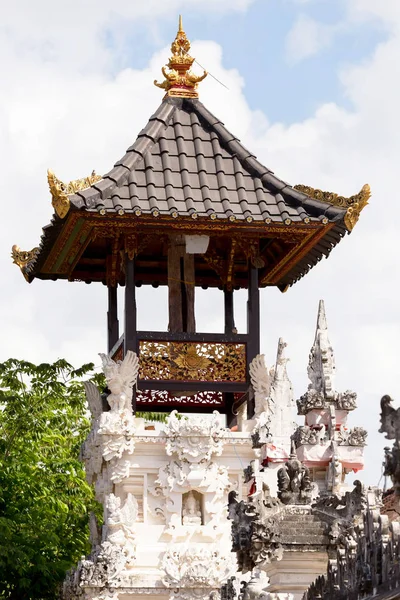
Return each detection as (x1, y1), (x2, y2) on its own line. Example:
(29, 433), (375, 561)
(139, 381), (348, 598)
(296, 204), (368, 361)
(294, 183), (370, 232)
(47, 169), (102, 219)
(344, 184), (370, 231)
(11, 244), (40, 280)
(154, 15), (207, 98)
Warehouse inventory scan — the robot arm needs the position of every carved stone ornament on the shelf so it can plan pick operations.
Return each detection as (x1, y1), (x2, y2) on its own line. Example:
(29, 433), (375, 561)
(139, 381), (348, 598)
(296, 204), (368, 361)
(308, 300), (335, 400)
(63, 493), (138, 595)
(161, 546), (235, 589)
(311, 479), (369, 543)
(297, 302), (357, 417)
(163, 410), (225, 462)
(80, 351), (139, 502)
(277, 445), (312, 505)
(151, 459), (231, 532)
(292, 425), (327, 447)
(229, 481), (283, 573)
(249, 354), (272, 418)
(337, 426), (367, 446)
(304, 504), (399, 600)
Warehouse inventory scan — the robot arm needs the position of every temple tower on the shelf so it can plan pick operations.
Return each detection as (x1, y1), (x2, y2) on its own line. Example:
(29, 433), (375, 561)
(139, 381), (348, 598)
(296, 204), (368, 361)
(11, 18), (370, 600)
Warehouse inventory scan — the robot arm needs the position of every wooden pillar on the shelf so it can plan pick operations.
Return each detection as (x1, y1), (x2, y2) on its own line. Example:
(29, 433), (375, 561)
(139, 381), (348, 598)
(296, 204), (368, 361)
(184, 252), (196, 333)
(107, 285), (119, 353)
(247, 265), (260, 419)
(224, 288), (235, 334)
(168, 235), (196, 333)
(124, 255), (137, 412)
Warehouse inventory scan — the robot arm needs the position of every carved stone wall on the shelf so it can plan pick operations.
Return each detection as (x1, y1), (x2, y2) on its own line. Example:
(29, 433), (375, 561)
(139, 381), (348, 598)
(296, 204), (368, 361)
(63, 353), (256, 600)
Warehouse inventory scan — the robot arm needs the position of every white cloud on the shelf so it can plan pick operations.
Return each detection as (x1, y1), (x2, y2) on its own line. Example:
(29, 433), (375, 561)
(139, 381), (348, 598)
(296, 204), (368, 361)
(2, 0), (400, 487)
(285, 14), (337, 63)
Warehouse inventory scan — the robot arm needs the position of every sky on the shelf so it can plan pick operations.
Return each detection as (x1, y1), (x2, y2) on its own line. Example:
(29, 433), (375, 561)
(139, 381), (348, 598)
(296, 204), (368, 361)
(2, 0), (400, 487)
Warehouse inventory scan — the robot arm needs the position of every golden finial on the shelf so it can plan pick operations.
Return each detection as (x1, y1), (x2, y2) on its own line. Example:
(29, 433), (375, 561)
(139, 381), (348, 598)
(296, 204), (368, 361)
(154, 16), (207, 98)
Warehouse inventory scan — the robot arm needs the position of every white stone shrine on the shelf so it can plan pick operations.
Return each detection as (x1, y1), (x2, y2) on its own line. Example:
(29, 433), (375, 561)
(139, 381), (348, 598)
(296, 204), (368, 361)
(63, 299), (368, 600)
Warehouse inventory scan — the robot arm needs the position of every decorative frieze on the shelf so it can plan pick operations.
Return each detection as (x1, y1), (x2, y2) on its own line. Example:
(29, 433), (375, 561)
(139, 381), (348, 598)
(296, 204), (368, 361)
(163, 410), (226, 462)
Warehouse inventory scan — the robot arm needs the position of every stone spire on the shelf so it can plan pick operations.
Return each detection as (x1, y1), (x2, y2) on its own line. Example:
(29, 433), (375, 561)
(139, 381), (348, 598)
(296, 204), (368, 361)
(269, 338), (294, 438)
(307, 299), (336, 400)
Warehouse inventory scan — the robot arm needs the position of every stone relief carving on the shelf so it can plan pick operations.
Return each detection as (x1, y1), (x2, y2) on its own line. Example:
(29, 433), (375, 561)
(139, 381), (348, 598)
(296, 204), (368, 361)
(63, 492), (138, 594)
(337, 426), (367, 446)
(277, 446), (312, 505)
(163, 410), (225, 462)
(229, 481), (283, 573)
(311, 480), (369, 542)
(161, 546), (235, 589)
(292, 425), (327, 447)
(150, 459), (231, 532)
(304, 506), (400, 600)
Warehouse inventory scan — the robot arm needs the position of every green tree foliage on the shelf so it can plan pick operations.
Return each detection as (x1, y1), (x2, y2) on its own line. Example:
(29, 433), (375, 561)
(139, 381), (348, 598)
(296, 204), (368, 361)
(0, 359), (100, 599)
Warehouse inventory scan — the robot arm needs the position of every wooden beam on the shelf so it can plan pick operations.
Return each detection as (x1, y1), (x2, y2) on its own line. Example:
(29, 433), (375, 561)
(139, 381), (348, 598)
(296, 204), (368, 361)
(107, 285), (119, 352)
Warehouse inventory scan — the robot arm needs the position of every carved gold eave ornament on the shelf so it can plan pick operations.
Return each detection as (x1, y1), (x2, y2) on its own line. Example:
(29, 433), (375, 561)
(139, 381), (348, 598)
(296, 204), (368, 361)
(11, 245), (40, 280)
(294, 183), (371, 232)
(47, 169), (102, 219)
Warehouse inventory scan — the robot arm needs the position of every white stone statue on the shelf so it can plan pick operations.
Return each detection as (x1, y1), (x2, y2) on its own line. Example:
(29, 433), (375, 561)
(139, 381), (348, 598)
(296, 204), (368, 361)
(84, 381), (103, 421)
(105, 492), (138, 572)
(307, 300), (336, 399)
(99, 350), (139, 413)
(182, 491), (202, 525)
(249, 354), (272, 417)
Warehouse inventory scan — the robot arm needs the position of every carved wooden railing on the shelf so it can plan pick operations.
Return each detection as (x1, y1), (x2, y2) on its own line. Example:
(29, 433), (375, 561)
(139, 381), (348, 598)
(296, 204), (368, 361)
(110, 331), (249, 399)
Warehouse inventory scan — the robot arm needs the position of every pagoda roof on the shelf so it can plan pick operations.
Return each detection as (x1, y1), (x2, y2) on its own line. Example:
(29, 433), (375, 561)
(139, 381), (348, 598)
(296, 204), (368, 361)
(68, 96), (344, 225)
(11, 20), (369, 290)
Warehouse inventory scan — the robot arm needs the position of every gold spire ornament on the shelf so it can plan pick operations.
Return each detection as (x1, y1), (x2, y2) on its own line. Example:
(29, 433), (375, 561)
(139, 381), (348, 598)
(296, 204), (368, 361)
(154, 16), (207, 98)
(294, 183), (371, 232)
(47, 169), (102, 219)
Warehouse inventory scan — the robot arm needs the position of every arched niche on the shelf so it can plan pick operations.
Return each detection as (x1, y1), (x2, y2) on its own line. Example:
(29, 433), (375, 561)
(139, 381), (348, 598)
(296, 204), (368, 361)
(182, 490), (203, 525)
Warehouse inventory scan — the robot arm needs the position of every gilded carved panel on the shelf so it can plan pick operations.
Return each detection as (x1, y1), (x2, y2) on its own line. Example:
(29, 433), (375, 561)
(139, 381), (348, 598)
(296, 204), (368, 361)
(138, 341), (246, 383)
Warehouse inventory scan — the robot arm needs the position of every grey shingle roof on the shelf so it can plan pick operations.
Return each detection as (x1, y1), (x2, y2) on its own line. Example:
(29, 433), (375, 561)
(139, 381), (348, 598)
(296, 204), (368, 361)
(70, 97), (346, 225)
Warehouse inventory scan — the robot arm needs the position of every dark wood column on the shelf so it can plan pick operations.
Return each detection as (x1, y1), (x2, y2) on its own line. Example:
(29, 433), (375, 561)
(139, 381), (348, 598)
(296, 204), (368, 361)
(124, 254), (137, 412)
(247, 265), (260, 419)
(107, 285), (119, 353)
(168, 235), (196, 333)
(224, 288), (235, 334)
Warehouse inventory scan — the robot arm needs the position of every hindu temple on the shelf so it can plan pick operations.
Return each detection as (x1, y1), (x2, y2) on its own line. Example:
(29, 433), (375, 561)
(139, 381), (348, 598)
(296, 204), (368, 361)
(11, 17), (388, 600)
